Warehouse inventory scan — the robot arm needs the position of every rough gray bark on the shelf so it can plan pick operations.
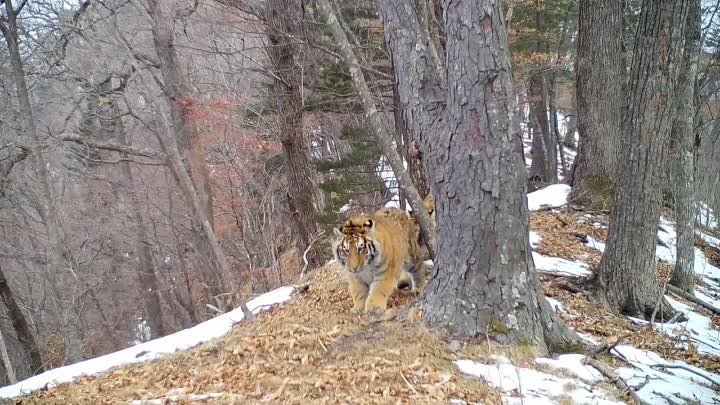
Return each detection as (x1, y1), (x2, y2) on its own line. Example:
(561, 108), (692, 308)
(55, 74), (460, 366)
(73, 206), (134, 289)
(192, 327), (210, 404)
(316, 0), (437, 259)
(0, 266), (43, 374)
(0, 328), (16, 384)
(392, 62), (429, 199)
(670, 0), (701, 294)
(530, 75), (557, 183)
(570, 0), (623, 209)
(528, 118), (547, 183)
(265, 0), (322, 268)
(594, 0), (689, 319)
(383, 0), (579, 352)
(376, 0), (447, 181)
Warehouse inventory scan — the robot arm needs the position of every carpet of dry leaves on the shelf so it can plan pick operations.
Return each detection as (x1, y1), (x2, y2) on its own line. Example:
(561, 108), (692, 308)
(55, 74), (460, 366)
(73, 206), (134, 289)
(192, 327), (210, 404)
(16, 263), (500, 405)
(532, 209), (720, 373)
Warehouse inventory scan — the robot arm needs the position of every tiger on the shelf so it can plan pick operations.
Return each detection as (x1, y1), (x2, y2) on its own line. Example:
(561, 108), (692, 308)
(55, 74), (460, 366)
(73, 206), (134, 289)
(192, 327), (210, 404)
(333, 208), (427, 314)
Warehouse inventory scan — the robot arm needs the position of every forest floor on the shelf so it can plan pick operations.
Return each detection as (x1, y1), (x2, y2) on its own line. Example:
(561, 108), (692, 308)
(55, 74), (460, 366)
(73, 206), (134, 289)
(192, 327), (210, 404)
(2, 185), (720, 404)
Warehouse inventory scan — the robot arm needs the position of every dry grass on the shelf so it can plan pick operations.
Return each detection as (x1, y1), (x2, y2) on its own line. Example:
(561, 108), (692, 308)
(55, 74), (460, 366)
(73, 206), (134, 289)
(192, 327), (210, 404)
(18, 263), (500, 405)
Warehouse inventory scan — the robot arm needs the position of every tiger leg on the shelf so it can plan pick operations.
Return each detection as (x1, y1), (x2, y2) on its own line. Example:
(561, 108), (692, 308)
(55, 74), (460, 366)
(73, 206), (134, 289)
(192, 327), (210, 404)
(347, 275), (369, 313)
(365, 270), (400, 313)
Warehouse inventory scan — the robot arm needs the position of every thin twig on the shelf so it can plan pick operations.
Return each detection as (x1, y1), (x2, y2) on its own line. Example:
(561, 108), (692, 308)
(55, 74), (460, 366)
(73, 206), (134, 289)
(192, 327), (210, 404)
(399, 369), (419, 395)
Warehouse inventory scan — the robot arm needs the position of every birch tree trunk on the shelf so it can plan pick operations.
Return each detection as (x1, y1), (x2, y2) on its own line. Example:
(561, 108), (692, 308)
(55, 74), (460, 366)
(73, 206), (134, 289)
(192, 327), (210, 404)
(594, 0), (689, 319)
(670, 0), (701, 294)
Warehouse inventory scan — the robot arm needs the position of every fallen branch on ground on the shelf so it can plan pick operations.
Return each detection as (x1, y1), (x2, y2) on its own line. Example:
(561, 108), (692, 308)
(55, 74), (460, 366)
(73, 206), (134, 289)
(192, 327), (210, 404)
(667, 284), (720, 316)
(583, 357), (649, 405)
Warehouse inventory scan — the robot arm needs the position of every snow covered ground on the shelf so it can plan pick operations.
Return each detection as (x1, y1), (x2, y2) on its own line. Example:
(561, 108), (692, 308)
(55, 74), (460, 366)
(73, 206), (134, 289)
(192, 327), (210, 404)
(0, 286), (295, 399)
(457, 184), (720, 405)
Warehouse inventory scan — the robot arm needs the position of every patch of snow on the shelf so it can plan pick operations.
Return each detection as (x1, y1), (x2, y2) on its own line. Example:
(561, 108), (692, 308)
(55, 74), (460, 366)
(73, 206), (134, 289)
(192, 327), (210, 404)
(455, 356), (624, 405)
(0, 286), (296, 399)
(613, 345), (720, 405)
(338, 202), (351, 213)
(646, 296), (720, 357)
(527, 184), (571, 211)
(584, 235), (606, 252)
(697, 230), (720, 248)
(533, 252), (591, 277)
(529, 231), (541, 249)
(545, 296), (565, 313)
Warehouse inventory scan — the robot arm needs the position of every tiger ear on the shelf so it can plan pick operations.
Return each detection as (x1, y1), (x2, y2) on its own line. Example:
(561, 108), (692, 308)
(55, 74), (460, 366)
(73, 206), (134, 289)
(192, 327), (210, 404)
(333, 227), (343, 237)
(364, 219), (374, 229)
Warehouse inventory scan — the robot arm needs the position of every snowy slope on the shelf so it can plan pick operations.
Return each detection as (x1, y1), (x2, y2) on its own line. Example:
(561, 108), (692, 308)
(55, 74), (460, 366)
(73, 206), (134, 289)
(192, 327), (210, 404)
(0, 286), (295, 399)
(467, 184), (720, 405)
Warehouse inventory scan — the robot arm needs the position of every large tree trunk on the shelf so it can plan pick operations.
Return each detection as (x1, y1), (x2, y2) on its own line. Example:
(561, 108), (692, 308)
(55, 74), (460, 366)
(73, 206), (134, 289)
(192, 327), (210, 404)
(570, 0), (623, 209)
(593, 0), (689, 319)
(265, 0), (322, 268)
(670, 0), (701, 294)
(316, 0), (437, 258)
(0, 266), (43, 374)
(379, 0), (579, 353)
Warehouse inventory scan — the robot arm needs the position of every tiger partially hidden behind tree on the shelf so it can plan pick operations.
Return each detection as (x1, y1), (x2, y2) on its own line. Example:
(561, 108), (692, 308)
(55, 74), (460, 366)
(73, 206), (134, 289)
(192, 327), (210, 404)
(333, 206), (427, 314)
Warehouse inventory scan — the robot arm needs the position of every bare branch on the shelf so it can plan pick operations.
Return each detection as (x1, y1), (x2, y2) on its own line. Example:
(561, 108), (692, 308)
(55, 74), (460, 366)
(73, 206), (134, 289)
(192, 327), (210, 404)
(59, 134), (164, 160)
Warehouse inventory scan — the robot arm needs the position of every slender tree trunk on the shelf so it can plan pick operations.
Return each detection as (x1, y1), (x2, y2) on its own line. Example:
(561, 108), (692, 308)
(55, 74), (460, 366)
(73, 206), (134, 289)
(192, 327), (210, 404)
(594, 0), (689, 319)
(529, 75), (558, 183)
(670, 0), (701, 294)
(1, 0), (71, 365)
(570, 0), (623, 209)
(414, 0), (579, 352)
(146, 0), (215, 231)
(0, 328), (16, 384)
(0, 266), (43, 374)
(563, 93), (577, 149)
(548, 82), (567, 176)
(265, 0), (322, 268)
(529, 117), (547, 182)
(115, 116), (167, 338)
(316, 0), (436, 259)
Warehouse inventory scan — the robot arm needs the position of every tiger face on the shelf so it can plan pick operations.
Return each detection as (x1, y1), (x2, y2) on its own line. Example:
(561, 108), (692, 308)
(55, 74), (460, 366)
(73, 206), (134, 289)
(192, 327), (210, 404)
(333, 218), (378, 272)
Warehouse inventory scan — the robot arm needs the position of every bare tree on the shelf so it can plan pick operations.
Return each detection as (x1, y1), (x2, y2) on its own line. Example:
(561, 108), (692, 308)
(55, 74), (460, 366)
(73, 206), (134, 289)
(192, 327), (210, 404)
(264, 0), (322, 267)
(670, 0), (701, 294)
(0, 266), (43, 374)
(569, 0), (623, 209)
(593, 0), (689, 318)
